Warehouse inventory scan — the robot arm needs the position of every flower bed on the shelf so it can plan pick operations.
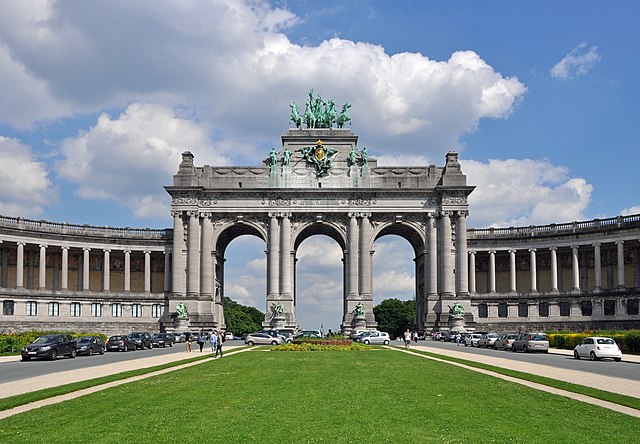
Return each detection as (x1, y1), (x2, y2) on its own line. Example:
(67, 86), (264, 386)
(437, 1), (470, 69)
(291, 339), (353, 346)
(271, 342), (370, 351)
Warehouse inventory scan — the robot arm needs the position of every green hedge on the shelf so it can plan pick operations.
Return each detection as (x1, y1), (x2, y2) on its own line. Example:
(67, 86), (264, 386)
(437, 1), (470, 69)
(0, 331), (109, 354)
(547, 330), (640, 353)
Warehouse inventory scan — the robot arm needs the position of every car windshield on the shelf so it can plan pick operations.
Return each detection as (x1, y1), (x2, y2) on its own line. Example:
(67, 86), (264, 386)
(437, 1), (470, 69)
(109, 336), (123, 341)
(530, 334), (548, 341)
(130, 333), (142, 338)
(77, 338), (92, 344)
(32, 336), (59, 344)
(597, 338), (615, 345)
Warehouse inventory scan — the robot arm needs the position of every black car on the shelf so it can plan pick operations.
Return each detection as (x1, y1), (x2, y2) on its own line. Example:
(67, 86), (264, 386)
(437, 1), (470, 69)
(129, 332), (152, 349)
(151, 333), (175, 348)
(106, 335), (137, 352)
(76, 336), (106, 356)
(22, 334), (77, 361)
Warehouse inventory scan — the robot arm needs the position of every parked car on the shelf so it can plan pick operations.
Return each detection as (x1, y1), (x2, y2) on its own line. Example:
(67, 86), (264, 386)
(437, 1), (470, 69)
(106, 335), (137, 352)
(21, 334), (77, 361)
(245, 332), (284, 346)
(493, 334), (519, 350)
(478, 333), (500, 348)
(573, 337), (622, 362)
(350, 330), (368, 340)
(224, 332), (234, 341)
(129, 332), (152, 349)
(151, 333), (175, 348)
(360, 331), (390, 345)
(173, 333), (185, 343)
(464, 333), (483, 347)
(512, 332), (549, 353)
(75, 336), (105, 356)
(293, 331), (322, 340)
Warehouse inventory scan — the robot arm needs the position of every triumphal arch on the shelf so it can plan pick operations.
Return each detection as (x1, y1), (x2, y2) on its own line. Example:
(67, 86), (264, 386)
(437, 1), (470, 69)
(165, 92), (475, 333)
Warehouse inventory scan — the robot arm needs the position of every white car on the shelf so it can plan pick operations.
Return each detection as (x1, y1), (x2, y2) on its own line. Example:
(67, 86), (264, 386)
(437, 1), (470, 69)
(244, 332), (284, 346)
(224, 332), (234, 341)
(360, 331), (390, 345)
(573, 337), (622, 362)
(464, 333), (482, 347)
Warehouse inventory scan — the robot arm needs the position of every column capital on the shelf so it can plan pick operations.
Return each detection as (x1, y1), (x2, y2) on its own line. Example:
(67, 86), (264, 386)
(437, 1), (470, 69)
(143, 250), (151, 255)
(528, 248), (537, 253)
(488, 250), (496, 255)
(61, 245), (70, 250)
(124, 249), (131, 254)
(17, 242), (26, 246)
(508, 249), (516, 254)
(171, 210), (184, 218)
(572, 245), (580, 251)
(592, 242), (601, 248)
(615, 239), (624, 245)
(186, 210), (199, 217)
(39, 244), (48, 249)
(103, 249), (111, 253)
(83, 247), (91, 252)
(549, 246), (558, 251)
(468, 250), (476, 255)
(456, 210), (468, 217)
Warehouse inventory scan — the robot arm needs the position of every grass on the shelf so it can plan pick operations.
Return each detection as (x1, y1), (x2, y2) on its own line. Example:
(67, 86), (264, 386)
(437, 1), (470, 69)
(1, 348), (638, 443)
(406, 347), (640, 410)
(0, 354), (212, 412)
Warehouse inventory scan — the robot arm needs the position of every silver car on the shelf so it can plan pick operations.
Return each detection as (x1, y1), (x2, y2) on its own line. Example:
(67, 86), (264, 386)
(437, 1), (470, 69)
(512, 332), (549, 353)
(360, 331), (390, 345)
(245, 332), (284, 346)
(477, 333), (500, 348)
(493, 334), (519, 350)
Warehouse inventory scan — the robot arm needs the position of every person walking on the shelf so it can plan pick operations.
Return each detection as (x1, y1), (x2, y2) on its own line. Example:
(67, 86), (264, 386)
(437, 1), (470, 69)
(215, 330), (224, 358)
(209, 331), (218, 354)
(403, 329), (411, 350)
(184, 332), (192, 352)
(197, 332), (205, 352)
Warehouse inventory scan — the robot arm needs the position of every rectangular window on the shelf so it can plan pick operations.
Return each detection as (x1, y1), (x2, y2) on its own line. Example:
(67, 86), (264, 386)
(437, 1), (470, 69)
(91, 303), (102, 317)
(539, 301), (549, 317)
(3, 300), (15, 315)
(132, 304), (142, 318)
(498, 302), (508, 318)
(151, 304), (162, 318)
(26, 301), (38, 316)
(628, 299), (639, 315)
(70, 302), (81, 317)
(581, 300), (592, 316)
(112, 303), (122, 318)
(560, 301), (570, 317)
(518, 302), (528, 318)
(48, 302), (59, 317)
(604, 300), (616, 316)
(477, 303), (488, 318)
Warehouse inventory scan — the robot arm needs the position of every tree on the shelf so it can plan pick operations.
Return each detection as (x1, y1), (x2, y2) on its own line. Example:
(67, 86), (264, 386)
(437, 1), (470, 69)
(223, 297), (264, 337)
(373, 298), (415, 339)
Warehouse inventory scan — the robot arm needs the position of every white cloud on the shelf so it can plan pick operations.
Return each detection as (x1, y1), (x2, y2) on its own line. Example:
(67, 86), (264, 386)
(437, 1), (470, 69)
(0, 1), (526, 160)
(621, 206), (640, 216)
(0, 136), (54, 216)
(55, 103), (230, 219)
(551, 43), (601, 79)
(462, 158), (592, 227)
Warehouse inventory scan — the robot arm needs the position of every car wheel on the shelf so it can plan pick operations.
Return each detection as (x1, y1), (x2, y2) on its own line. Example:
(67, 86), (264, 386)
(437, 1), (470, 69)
(100, 347), (105, 355)
(22, 356), (31, 361)
(170, 343), (173, 347)
(614, 358), (621, 362)
(50, 349), (58, 360)
(590, 352), (598, 361)
(523, 345), (529, 353)
(247, 341), (254, 346)
(383, 340), (389, 345)
(573, 350), (580, 360)
(125, 345), (129, 352)
(69, 348), (77, 358)
(271, 340), (278, 345)
(364, 340), (370, 345)
(89, 347), (94, 356)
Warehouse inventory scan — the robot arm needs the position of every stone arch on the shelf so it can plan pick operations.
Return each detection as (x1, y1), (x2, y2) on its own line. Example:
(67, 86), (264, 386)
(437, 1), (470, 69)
(371, 220), (425, 256)
(292, 219), (347, 252)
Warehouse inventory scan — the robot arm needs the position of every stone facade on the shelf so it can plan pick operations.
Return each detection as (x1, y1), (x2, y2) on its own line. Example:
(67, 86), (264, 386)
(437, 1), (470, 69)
(1, 128), (639, 335)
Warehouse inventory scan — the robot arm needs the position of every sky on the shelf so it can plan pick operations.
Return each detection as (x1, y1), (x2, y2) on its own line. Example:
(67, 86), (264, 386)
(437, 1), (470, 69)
(1, 1), (639, 332)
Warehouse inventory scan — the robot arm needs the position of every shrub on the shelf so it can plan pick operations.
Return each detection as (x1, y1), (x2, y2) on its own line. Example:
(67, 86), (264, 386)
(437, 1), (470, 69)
(0, 330), (108, 354)
(546, 330), (640, 353)
(271, 342), (370, 352)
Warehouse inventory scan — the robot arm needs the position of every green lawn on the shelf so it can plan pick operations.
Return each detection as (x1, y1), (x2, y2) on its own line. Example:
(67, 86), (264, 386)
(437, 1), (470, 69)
(1, 349), (638, 443)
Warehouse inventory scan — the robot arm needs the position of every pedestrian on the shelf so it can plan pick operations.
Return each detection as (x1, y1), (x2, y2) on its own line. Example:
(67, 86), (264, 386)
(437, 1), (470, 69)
(197, 332), (205, 352)
(216, 330), (224, 357)
(184, 332), (192, 352)
(209, 331), (218, 353)
(403, 328), (411, 349)
(412, 331), (418, 343)
(456, 333), (462, 346)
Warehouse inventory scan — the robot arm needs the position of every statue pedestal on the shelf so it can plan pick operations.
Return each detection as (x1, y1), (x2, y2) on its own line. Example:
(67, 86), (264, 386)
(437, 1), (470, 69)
(352, 314), (367, 330)
(174, 316), (189, 332)
(449, 316), (465, 332)
(271, 315), (286, 329)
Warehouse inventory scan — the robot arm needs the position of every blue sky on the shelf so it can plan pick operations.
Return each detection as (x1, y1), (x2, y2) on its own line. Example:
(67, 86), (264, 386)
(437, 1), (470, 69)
(1, 1), (638, 331)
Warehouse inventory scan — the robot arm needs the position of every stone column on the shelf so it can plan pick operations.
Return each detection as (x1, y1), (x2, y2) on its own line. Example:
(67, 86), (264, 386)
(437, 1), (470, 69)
(359, 213), (372, 300)
(509, 249), (517, 293)
(61, 246), (69, 290)
(572, 245), (580, 291)
(426, 213), (438, 296)
(82, 247), (90, 291)
(468, 251), (476, 293)
(267, 214), (280, 298)
(16, 242), (24, 288)
(593, 243), (602, 291)
(171, 211), (185, 297)
(347, 213), (359, 298)
(279, 213), (292, 299)
(635, 245), (640, 288)
(529, 248), (537, 292)
(103, 249), (111, 292)
(163, 248), (171, 293)
(200, 215), (213, 298)
(440, 211), (453, 296)
(616, 240), (625, 288)
(488, 250), (496, 293)
(455, 211), (468, 296)
(144, 250), (151, 293)
(38, 244), (47, 289)
(550, 247), (558, 292)
(124, 249), (131, 292)
(187, 211), (200, 297)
